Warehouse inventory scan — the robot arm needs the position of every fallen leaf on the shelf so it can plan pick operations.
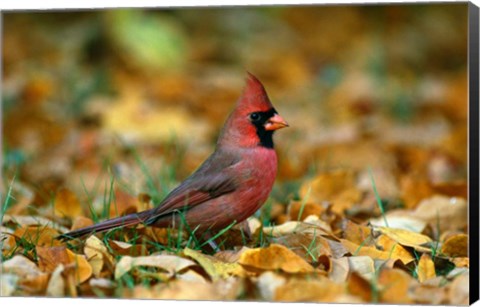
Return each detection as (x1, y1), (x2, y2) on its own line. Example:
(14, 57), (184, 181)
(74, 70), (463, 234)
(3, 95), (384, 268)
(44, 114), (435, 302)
(84, 235), (115, 277)
(377, 268), (413, 303)
(374, 226), (432, 252)
(257, 271), (287, 300)
(114, 254), (196, 280)
(183, 247), (245, 280)
(54, 188), (83, 219)
(12, 225), (62, 247)
(272, 232), (332, 263)
(109, 189), (139, 218)
(413, 195), (467, 232)
(347, 271), (372, 302)
(299, 170), (362, 214)
(341, 219), (374, 246)
(451, 257), (469, 268)
(263, 218), (332, 238)
(329, 257), (350, 282)
(287, 201), (325, 221)
(274, 277), (347, 302)
(417, 253), (436, 283)
(129, 278), (241, 300)
(369, 213), (427, 233)
(46, 264), (65, 297)
(376, 234), (415, 264)
(108, 240), (147, 256)
(1, 274), (18, 296)
(2, 255), (44, 278)
(347, 256), (375, 280)
(70, 216), (93, 231)
(3, 215), (69, 233)
(340, 239), (409, 264)
(238, 244), (315, 274)
(36, 246), (92, 284)
(214, 246), (250, 263)
(441, 233), (468, 257)
(448, 271), (469, 305)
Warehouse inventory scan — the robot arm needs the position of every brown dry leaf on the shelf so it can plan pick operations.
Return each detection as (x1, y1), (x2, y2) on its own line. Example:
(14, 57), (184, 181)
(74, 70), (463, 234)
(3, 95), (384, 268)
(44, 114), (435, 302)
(214, 246), (250, 263)
(108, 240), (147, 256)
(299, 170), (362, 214)
(288, 201), (325, 221)
(238, 244), (315, 274)
(448, 271), (469, 305)
(340, 239), (409, 264)
(374, 226), (432, 253)
(400, 177), (435, 209)
(342, 219), (374, 246)
(274, 277), (348, 302)
(413, 195), (467, 232)
(452, 257), (469, 268)
(70, 216), (94, 231)
(347, 271), (372, 302)
(12, 225), (62, 247)
(272, 232), (332, 264)
(417, 253), (436, 283)
(36, 246), (92, 284)
(376, 234), (415, 264)
(263, 218), (333, 238)
(183, 247), (245, 280)
(54, 188), (83, 219)
(378, 268), (414, 304)
(128, 278), (241, 300)
(114, 254), (197, 280)
(84, 235), (115, 277)
(109, 189), (139, 218)
(410, 284), (447, 305)
(441, 233), (468, 257)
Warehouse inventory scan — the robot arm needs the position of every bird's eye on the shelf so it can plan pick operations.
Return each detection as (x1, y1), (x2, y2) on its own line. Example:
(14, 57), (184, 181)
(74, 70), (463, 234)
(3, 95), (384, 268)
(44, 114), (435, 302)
(249, 112), (261, 121)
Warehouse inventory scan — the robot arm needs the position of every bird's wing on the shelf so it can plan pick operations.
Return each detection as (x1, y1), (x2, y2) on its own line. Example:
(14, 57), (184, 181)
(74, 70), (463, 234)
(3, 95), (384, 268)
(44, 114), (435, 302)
(144, 148), (241, 225)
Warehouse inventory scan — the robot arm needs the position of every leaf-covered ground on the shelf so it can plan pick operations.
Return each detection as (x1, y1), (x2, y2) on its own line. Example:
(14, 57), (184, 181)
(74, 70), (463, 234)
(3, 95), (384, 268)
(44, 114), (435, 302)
(1, 4), (470, 304)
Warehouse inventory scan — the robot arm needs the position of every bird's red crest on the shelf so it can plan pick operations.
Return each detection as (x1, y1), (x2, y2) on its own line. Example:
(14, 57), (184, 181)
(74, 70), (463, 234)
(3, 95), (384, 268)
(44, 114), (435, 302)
(236, 72), (274, 113)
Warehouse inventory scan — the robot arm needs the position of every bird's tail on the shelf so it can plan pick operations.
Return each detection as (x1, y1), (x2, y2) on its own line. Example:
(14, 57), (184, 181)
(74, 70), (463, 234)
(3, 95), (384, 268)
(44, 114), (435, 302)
(58, 209), (153, 241)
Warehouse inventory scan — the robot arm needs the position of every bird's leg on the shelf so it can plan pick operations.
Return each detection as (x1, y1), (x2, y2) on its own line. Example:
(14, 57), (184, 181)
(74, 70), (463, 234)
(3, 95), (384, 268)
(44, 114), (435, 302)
(202, 230), (220, 253)
(238, 220), (252, 241)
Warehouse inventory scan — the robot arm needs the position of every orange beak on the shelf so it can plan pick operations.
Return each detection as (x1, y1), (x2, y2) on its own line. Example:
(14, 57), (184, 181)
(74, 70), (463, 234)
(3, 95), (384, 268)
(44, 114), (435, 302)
(264, 113), (289, 131)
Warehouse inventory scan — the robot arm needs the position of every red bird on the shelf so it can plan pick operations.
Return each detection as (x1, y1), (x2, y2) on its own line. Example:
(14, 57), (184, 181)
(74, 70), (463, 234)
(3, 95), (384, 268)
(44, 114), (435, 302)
(59, 73), (288, 240)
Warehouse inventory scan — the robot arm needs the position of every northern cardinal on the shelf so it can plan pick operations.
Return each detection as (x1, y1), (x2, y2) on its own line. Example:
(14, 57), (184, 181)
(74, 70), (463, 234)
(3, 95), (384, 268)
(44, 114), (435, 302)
(59, 73), (288, 240)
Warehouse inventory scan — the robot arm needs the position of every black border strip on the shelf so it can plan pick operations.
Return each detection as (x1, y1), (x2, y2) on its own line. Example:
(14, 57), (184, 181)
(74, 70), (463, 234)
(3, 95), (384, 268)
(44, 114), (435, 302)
(469, 2), (479, 305)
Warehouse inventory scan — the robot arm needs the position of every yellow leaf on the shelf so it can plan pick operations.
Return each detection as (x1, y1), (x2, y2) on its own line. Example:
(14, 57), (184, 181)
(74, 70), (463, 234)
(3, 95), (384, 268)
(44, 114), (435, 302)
(46, 264), (65, 297)
(183, 248), (245, 280)
(299, 170), (362, 214)
(374, 226), (432, 252)
(238, 244), (314, 274)
(84, 235), (115, 277)
(275, 277), (348, 302)
(378, 268), (414, 303)
(37, 246), (92, 284)
(413, 195), (467, 233)
(417, 253), (436, 283)
(114, 254), (196, 280)
(13, 226), (62, 247)
(340, 239), (409, 264)
(376, 234), (415, 264)
(441, 234), (468, 257)
(54, 188), (82, 219)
